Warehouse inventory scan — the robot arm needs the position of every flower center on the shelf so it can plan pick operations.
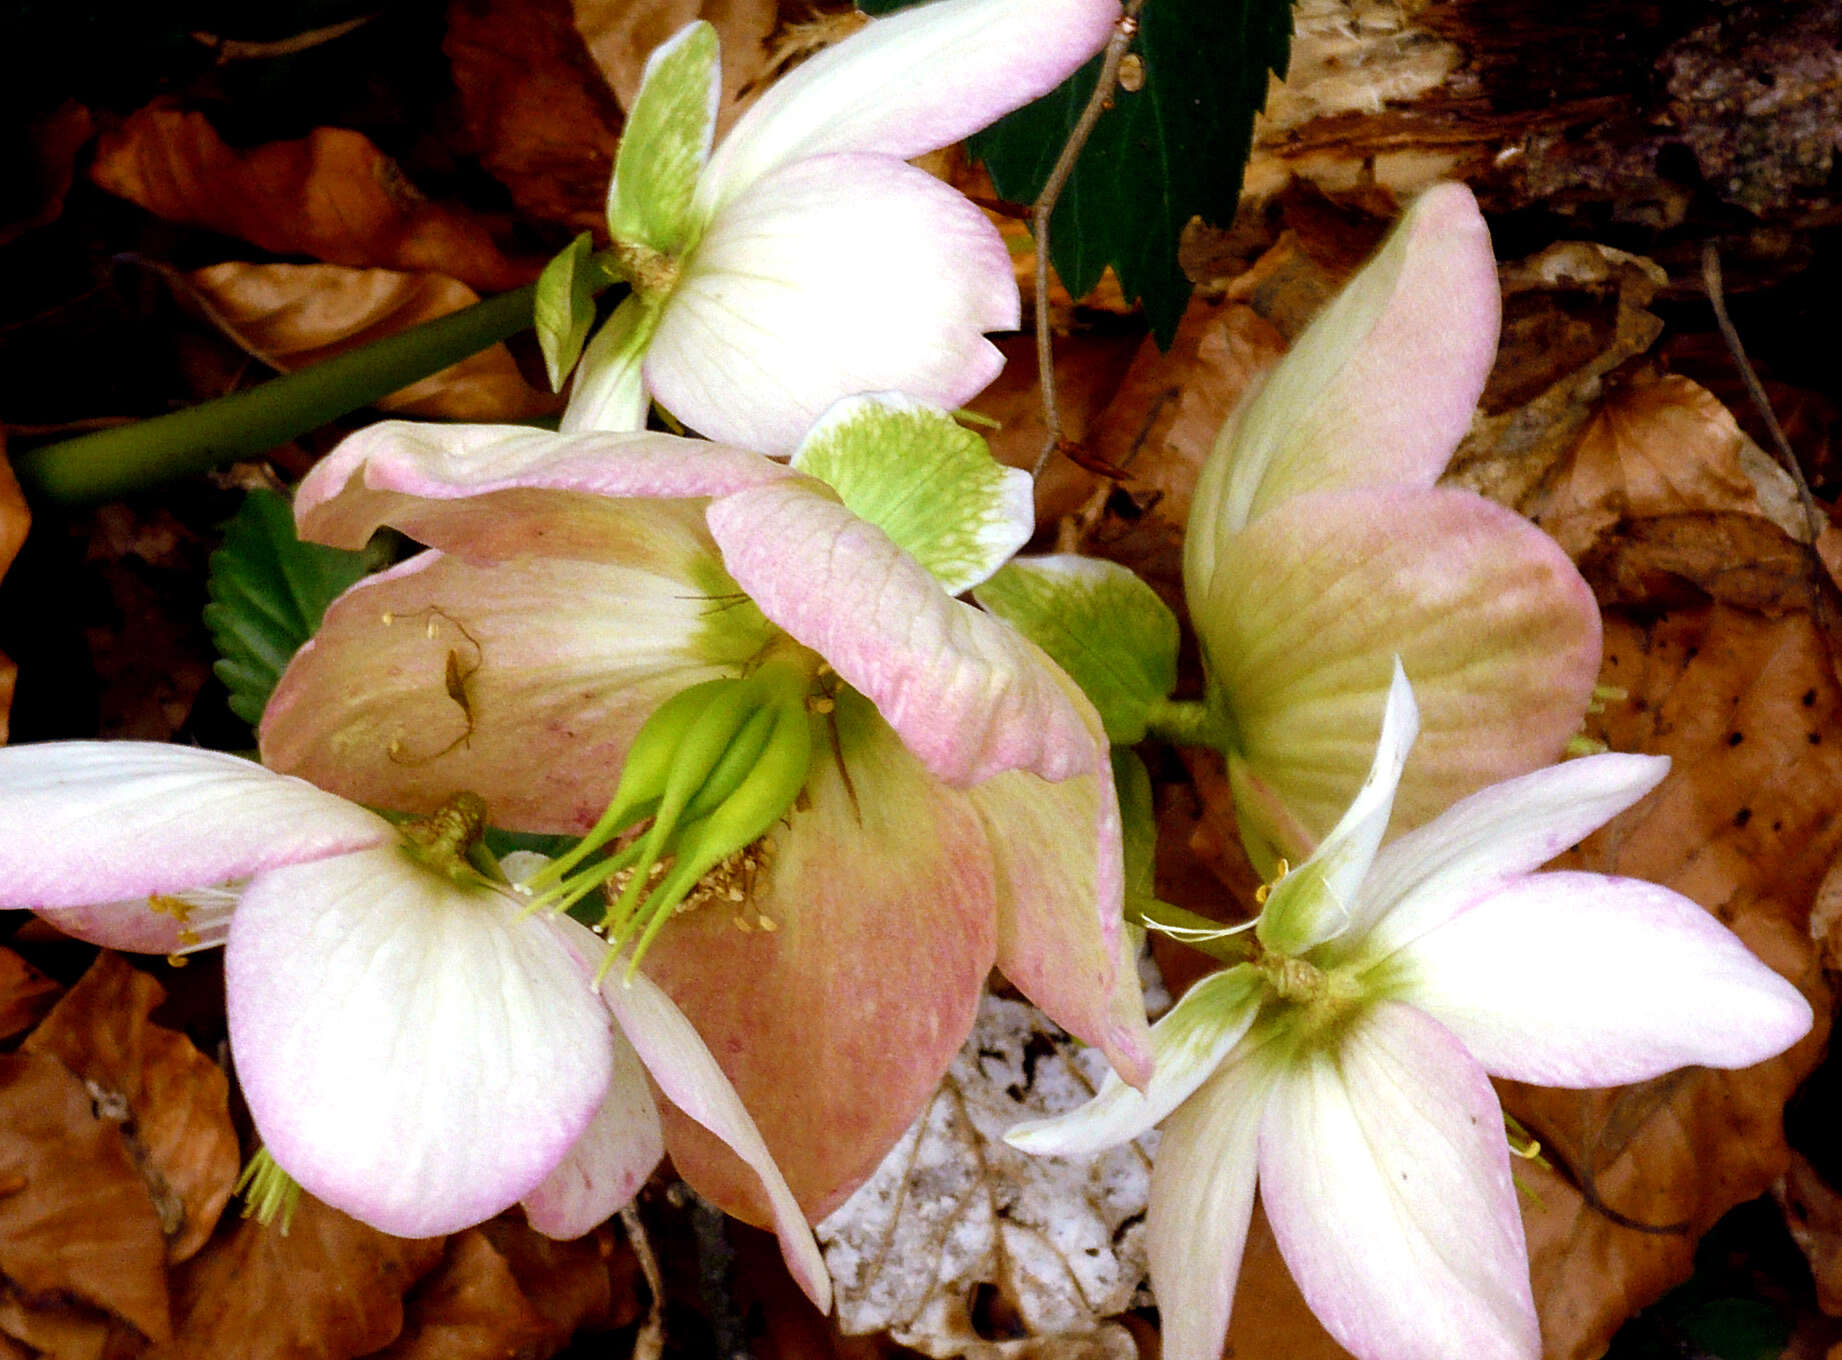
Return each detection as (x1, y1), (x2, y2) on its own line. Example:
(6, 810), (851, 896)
(612, 239), (682, 304)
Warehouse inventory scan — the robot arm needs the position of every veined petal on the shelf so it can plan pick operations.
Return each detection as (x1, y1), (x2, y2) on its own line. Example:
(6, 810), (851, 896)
(1338, 753), (1670, 963)
(1259, 1003), (1537, 1360)
(521, 1025), (665, 1239)
(37, 884), (238, 955)
(708, 479), (1098, 786)
(606, 22), (718, 256)
(1146, 1040), (1281, 1360)
(559, 296), (655, 434)
(643, 692), (998, 1223)
(1199, 485), (1600, 863)
(1007, 965), (1261, 1156)
(1185, 183), (1499, 593)
(0, 742), (389, 908)
(294, 419), (790, 552)
(261, 549), (762, 833)
(698, 0), (1119, 212)
(1388, 873), (1813, 1085)
(649, 154), (1014, 454)
(972, 753), (1152, 1089)
(226, 846), (614, 1239)
(600, 961), (831, 1312)
(1256, 661), (1416, 957)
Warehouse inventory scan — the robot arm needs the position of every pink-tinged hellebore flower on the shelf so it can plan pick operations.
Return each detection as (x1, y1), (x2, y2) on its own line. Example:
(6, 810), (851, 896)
(556, 0), (1120, 450)
(0, 742), (829, 1308)
(259, 394), (1152, 1224)
(1009, 664), (1812, 1360)
(1183, 182), (1603, 875)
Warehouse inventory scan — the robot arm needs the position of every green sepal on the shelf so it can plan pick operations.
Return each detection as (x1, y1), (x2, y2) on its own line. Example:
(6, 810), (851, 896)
(535, 232), (600, 390)
(975, 555), (1179, 745)
(608, 21), (719, 256)
(1113, 748), (1157, 905)
(203, 488), (374, 727)
(791, 393), (1032, 595)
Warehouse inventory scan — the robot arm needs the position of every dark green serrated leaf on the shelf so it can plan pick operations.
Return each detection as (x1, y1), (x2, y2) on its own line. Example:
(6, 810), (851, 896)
(858, 0), (1289, 344)
(203, 488), (373, 728)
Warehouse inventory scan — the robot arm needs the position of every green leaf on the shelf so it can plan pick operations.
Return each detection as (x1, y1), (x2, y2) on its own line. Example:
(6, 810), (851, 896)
(791, 393), (1031, 596)
(975, 555), (1179, 744)
(961, 0), (1291, 345)
(535, 232), (600, 390)
(204, 489), (373, 728)
(608, 21), (719, 255)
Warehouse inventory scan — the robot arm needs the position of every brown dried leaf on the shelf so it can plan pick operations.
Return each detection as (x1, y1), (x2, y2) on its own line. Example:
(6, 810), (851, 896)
(152, 1194), (442, 1360)
(1777, 1150), (1842, 1317)
(444, 0), (624, 233)
(0, 437), (27, 747)
(183, 263), (557, 423)
(0, 1291), (114, 1360)
(476, 1219), (642, 1340)
(0, 1051), (171, 1343)
(366, 1229), (555, 1360)
(89, 109), (528, 293)
(0, 948), (60, 1044)
(0, 100), (93, 247)
(23, 955), (238, 1265)
(573, 0), (780, 130)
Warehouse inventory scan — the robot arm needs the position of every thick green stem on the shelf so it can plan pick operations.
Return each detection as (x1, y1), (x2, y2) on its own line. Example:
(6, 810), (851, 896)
(14, 282), (540, 505)
(1127, 897), (1256, 965)
(1143, 696), (1234, 752)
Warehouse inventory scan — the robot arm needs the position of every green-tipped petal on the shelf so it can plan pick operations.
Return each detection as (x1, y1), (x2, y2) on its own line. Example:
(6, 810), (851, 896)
(607, 21), (719, 257)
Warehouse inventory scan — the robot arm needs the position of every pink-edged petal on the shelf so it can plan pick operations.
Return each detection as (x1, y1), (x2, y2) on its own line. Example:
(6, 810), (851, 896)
(1386, 873), (1813, 1086)
(1339, 753), (1670, 962)
(1256, 661), (1416, 957)
(698, 0), (1119, 211)
(521, 1026), (665, 1239)
(601, 963), (831, 1312)
(643, 692), (998, 1224)
(1198, 485), (1600, 863)
(36, 885), (238, 955)
(1185, 182), (1500, 591)
(559, 295), (655, 434)
(226, 846), (614, 1239)
(0, 742), (389, 908)
(1145, 1040), (1281, 1360)
(1007, 965), (1260, 1157)
(650, 154), (1014, 454)
(972, 754), (1152, 1089)
(708, 479), (1096, 786)
(1260, 1003), (1537, 1360)
(261, 548), (761, 833)
(294, 419), (791, 552)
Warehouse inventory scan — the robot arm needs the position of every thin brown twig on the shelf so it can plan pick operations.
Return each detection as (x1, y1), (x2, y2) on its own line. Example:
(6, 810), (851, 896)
(1030, 0), (1148, 480)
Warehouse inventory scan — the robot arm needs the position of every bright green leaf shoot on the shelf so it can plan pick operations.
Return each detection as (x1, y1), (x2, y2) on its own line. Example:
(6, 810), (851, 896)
(535, 232), (600, 390)
(791, 394), (1031, 596)
(607, 21), (720, 256)
(204, 488), (373, 728)
(975, 555), (1179, 745)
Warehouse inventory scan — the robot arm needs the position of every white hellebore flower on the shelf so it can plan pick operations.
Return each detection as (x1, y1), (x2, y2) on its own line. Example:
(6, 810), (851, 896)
(0, 743), (828, 1310)
(1008, 663), (1811, 1360)
(555, 0), (1120, 450)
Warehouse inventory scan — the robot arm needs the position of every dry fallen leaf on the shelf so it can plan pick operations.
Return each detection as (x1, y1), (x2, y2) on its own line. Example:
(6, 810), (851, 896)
(572, 0), (780, 130)
(23, 954), (239, 1265)
(445, 0), (625, 234)
(0, 1051), (172, 1345)
(151, 1193), (442, 1360)
(0, 437), (27, 746)
(183, 263), (557, 423)
(818, 992), (1150, 1360)
(1776, 1149), (1842, 1317)
(0, 948), (59, 1044)
(366, 1228), (555, 1360)
(89, 109), (528, 294)
(477, 1217), (643, 1343)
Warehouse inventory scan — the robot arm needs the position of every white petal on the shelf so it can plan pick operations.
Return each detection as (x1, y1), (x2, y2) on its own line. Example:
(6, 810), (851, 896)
(560, 296), (654, 434)
(698, 0), (1118, 211)
(649, 153), (1013, 453)
(1259, 1003), (1538, 1360)
(1388, 872), (1814, 1085)
(1339, 752), (1670, 963)
(600, 963), (833, 1313)
(1255, 661), (1417, 956)
(522, 1026), (666, 1239)
(1007, 965), (1261, 1155)
(1146, 1043), (1279, 1360)
(226, 846), (614, 1238)
(0, 742), (390, 908)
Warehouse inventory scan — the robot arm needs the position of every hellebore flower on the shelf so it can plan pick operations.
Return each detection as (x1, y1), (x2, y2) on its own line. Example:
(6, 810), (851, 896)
(259, 393), (1152, 1222)
(1182, 182), (1603, 874)
(553, 0), (1120, 450)
(1009, 664), (1812, 1360)
(0, 742), (829, 1307)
